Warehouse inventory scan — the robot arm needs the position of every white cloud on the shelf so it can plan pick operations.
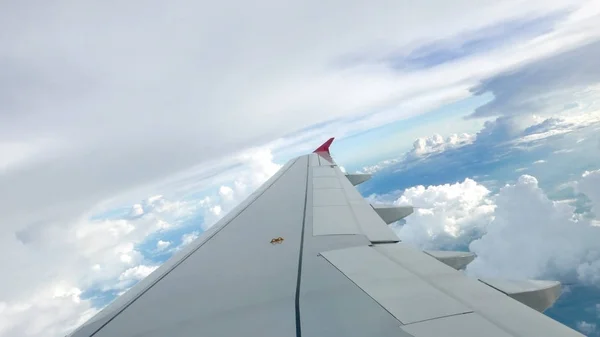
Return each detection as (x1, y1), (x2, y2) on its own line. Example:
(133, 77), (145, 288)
(360, 133), (475, 173)
(209, 205), (222, 217)
(360, 97), (600, 176)
(218, 186), (234, 202)
(0, 282), (97, 337)
(554, 149), (575, 154)
(0, 138), (65, 174)
(181, 232), (200, 246)
(0, 191), (202, 337)
(2, 0), (598, 239)
(410, 133), (475, 158)
(118, 265), (158, 282)
(156, 240), (171, 251)
(516, 109), (600, 144)
(378, 178), (495, 250)
(361, 158), (402, 174)
(107, 264), (159, 291)
(467, 175), (600, 284)
(139, 195), (197, 218)
(369, 171), (600, 286)
(129, 204), (144, 217)
(197, 147), (282, 229)
(577, 321), (597, 335)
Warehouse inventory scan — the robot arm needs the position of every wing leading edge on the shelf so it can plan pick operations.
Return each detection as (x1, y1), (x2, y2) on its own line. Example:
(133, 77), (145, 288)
(68, 138), (583, 337)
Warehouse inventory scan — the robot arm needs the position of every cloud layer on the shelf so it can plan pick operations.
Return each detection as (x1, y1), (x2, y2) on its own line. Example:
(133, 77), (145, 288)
(387, 178), (495, 250)
(467, 175), (600, 284)
(2, 0), (599, 236)
(0, 147), (281, 337)
(374, 169), (600, 286)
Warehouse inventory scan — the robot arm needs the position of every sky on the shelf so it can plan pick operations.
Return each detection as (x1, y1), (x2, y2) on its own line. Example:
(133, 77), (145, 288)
(2, 0), (600, 336)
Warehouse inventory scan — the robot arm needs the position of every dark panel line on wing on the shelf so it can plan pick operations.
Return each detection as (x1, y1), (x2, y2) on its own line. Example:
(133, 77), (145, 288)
(87, 158), (300, 337)
(295, 156), (310, 337)
(404, 311), (473, 325)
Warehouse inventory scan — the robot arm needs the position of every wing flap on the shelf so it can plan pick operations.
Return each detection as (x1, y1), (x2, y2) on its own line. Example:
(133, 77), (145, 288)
(424, 250), (476, 270)
(372, 205), (414, 224)
(480, 279), (562, 312)
(371, 243), (584, 336)
(346, 173), (372, 186)
(321, 246), (473, 325)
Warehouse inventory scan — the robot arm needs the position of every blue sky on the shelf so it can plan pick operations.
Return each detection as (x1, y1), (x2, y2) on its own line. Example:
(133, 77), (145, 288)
(2, 1), (600, 336)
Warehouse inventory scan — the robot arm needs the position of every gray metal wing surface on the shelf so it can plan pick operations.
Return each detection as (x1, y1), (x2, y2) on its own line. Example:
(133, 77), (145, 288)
(68, 139), (584, 337)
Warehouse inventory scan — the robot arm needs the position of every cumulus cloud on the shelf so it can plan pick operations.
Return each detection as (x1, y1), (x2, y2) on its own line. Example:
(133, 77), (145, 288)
(181, 232), (200, 247)
(106, 264), (160, 291)
(156, 240), (171, 251)
(376, 178), (495, 250)
(409, 133), (475, 158)
(370, 170), (600, 287)
(118, 265), (158, 283)
(0, 191), (203, 337)
(0, 281), (97, 337)
(359, 93), (600, 183)
(137, 195), (197, 219)
(474, 116), (527, 144)
(361, 133), (475, 173)
(197, 148), (282, 229)
(218, 186), (234, 202)
(467, 175), (600, 284)
(361, 158), (402, 174)
(129, 204), (144, 218)
(577, 321), (597, 335)
(0, 170), (270, 337)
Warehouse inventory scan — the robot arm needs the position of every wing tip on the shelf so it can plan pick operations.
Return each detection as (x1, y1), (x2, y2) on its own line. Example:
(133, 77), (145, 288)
(313, 137), (335, 154)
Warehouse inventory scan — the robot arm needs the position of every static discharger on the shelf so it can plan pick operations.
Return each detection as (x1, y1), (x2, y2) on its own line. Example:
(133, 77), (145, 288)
(270, 237), (284, 244)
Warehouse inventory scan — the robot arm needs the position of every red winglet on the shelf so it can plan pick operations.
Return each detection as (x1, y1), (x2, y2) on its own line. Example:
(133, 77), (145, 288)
(313, 137), (335, 154)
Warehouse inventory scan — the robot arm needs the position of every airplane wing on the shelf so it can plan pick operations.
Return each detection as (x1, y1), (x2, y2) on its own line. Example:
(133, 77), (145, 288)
(68, 138), (584, 337)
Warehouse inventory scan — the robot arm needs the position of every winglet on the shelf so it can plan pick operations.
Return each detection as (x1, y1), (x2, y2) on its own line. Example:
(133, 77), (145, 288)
(313, 137), (335, 154)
